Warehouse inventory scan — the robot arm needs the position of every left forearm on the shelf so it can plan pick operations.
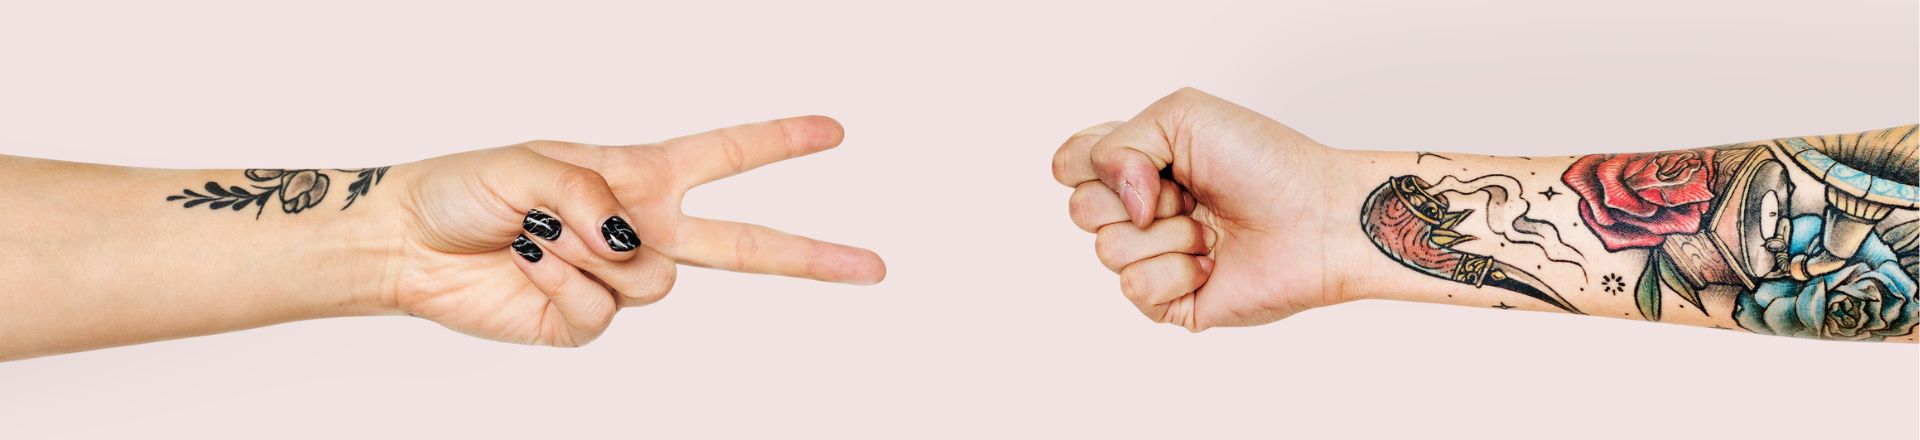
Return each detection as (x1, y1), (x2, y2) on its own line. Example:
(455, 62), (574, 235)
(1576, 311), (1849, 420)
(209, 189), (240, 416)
(0, 156), (400, 360)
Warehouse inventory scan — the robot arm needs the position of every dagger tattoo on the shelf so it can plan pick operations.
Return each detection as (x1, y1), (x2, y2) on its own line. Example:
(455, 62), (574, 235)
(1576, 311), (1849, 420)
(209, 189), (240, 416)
(1360, 175), (1585, 314)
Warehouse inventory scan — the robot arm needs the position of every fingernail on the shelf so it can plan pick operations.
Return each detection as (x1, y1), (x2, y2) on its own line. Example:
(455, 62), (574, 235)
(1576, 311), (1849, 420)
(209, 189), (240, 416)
(601, 216), (639, 252)
(512, 234), (543, 263)
(523, 209), (562, 240)
(1119, 179), (1148, 224)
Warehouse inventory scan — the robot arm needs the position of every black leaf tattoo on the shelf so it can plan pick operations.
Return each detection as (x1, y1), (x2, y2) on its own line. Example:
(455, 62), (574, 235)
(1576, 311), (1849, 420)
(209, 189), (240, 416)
(167, 167), (391, 218)
(340, 167), (390, 210)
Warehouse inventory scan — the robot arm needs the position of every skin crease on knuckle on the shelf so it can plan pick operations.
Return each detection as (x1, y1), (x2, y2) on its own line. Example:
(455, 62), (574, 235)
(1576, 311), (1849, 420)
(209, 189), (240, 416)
(732, 224), (760, 273)
(1092, 224), (1129, 271)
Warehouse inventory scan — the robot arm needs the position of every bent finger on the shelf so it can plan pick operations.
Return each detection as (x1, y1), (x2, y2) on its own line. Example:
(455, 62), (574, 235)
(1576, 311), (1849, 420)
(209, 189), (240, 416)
(488, 157), (641, 261)
(1068, 179), (1188, 232)
(509, 235), (617, 346)
(1120, 253), (1213, 322)
(1051, 121), (1122, 186)
(1093, 216), (1210, 272)
(579, 245), (679, 308)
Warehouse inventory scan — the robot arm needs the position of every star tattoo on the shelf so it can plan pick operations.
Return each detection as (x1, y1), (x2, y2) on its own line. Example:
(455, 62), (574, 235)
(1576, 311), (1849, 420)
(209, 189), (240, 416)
(1492, 302), (1517, 310)
(1537, 186), (1562, 200)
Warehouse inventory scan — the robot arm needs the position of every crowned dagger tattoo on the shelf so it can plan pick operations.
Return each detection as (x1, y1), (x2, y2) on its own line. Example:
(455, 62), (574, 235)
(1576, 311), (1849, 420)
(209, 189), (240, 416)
(166, 167), (391, 218)
(1361, 175), (1585, 314)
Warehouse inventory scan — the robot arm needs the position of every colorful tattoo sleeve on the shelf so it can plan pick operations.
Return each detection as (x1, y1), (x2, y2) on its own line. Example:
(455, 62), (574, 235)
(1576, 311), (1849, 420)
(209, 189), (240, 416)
(1359, 125), (1918, 341)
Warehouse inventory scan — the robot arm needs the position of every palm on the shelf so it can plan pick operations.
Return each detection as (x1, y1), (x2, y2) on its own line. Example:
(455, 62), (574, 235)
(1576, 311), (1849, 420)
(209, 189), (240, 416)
(401, 252), (561, 344)
(391, 147), (584, 345)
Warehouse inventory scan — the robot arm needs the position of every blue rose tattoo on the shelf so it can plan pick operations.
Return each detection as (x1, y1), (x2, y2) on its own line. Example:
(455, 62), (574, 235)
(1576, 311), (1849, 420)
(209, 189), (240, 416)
(1735, 215), (1920, 341)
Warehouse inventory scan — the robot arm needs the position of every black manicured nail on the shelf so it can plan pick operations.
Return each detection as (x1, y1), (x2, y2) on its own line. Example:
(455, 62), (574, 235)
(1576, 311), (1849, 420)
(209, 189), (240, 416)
(523, 209), (562, 240)
(601, 216), (639, 252)
(512, 235), (543, 262)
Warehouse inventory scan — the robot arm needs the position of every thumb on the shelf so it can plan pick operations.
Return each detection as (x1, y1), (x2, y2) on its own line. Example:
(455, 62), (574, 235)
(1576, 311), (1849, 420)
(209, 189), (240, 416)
(1089, 119), (1176, 228)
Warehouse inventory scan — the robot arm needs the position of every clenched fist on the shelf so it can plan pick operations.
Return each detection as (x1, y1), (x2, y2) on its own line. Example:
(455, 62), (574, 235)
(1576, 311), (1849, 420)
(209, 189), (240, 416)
(1052, 88), (1347, 331)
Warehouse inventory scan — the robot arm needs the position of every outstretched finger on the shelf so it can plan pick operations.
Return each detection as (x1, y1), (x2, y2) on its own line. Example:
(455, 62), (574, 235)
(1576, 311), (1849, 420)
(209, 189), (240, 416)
(659, 115), (847, 189)
(668, 217), (886, 285)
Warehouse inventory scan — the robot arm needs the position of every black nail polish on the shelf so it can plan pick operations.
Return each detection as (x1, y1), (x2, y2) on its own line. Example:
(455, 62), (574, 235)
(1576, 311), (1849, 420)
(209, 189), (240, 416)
(512, 235), (543, 262)
(523, 209), (562, 240)
(601, 216), (639, 252)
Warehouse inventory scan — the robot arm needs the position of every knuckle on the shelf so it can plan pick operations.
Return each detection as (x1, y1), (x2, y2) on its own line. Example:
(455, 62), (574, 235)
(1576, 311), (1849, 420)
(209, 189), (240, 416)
(1067, 188), (1099, 224)
(732, 228), (760, 270)
(1093, 230), (1122, 267)
(1175, 218), (1205, 249)
(1156, 87), (1211, 116)
(1050, 147), (1075, 183)
(545, 267), (577, 292)
(626, 264), (677, 306)
(653, 264), (678, 299)
(1181, 258), (1206, 285)
(555, 167), (612, 198)
(1168, 86), (1204, 102)
(1118, 268), (1150, 301)
(582, 311), (614, 336)
(717, 130), (749, 173)
(521, 139), (569, 150)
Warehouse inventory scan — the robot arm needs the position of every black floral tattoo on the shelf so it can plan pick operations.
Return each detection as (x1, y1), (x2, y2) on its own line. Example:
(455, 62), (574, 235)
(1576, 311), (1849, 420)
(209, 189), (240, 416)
(340, 167), (390, 210)
(167, 167), (392, 218)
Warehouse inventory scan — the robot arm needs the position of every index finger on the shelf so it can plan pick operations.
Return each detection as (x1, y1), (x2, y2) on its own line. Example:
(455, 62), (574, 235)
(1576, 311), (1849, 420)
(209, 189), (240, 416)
(1051, 121), (1122, 186)
(659, 115), (847, 189)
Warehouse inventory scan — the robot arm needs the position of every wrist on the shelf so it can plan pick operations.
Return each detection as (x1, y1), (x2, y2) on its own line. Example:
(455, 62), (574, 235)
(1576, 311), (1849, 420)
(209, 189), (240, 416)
(291, 169), (408, 317)
(1316, 148), (1395, 303)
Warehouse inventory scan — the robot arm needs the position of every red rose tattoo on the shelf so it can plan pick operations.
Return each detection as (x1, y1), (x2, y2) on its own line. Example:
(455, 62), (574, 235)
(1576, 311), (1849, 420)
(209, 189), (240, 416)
(1561, 149), (1717, 251)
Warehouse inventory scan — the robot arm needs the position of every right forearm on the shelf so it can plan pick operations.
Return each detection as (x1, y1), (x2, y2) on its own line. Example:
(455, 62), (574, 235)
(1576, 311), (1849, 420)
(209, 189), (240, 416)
(1323, 125), (1918, 342)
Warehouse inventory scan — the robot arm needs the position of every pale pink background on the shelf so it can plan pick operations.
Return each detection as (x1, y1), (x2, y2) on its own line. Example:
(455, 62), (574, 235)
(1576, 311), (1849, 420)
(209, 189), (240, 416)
(1, 1), (1915, 438)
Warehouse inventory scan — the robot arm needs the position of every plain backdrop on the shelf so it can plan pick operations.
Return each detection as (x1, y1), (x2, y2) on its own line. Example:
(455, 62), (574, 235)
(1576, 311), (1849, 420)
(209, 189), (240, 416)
(1, 1), (1915, 438)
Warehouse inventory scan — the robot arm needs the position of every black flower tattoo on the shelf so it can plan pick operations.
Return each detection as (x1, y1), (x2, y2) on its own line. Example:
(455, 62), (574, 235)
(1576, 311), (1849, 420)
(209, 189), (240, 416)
(168, 167), (391, 218)
(1601, 273), (1626, 294)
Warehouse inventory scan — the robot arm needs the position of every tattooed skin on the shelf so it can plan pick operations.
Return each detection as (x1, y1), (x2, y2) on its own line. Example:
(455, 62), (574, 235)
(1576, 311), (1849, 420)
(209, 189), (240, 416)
(1360, 125), (1919, 341)
(167, 167), (390, 218)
